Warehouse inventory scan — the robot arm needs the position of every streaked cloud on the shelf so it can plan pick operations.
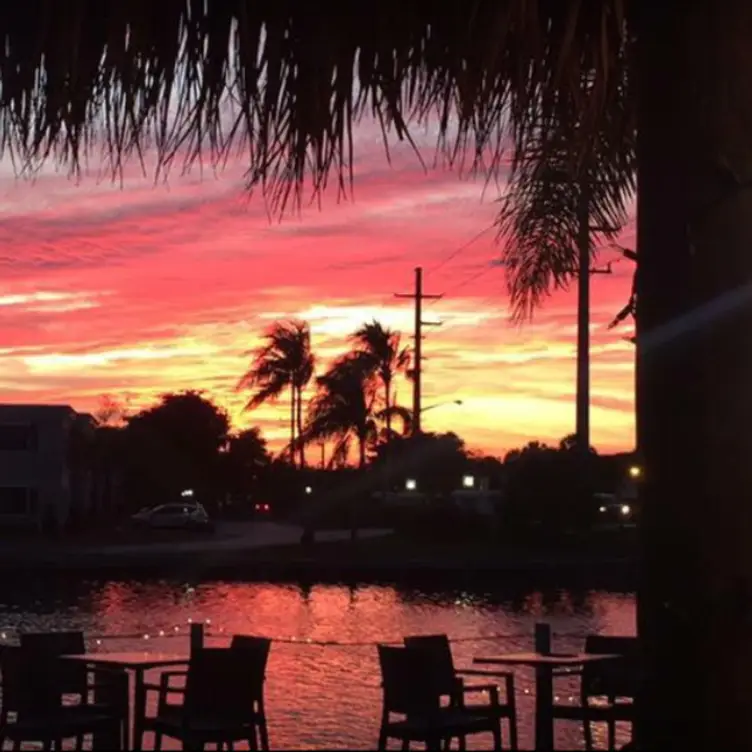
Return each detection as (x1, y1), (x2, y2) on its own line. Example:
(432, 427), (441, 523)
(0, 125), (635, 456)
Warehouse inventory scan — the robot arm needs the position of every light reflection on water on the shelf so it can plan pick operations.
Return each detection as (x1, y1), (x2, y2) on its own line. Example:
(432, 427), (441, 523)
(0, 578), (636, 750)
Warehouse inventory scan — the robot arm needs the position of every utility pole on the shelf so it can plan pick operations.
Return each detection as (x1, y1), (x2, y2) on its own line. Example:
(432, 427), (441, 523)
(575, 174), (614, 455)
(395, 266), (442, 435)
(575, 181), (591, 454)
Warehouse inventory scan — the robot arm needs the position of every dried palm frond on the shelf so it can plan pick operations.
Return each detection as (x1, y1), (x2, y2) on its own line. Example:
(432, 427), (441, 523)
(0, 0), (629, 216)
(607, 244), (638, 331)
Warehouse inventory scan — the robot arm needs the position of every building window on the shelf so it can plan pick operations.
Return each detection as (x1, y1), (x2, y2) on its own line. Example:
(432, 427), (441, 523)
(0, 425), (37, 451)
(0, 487), (30, 515)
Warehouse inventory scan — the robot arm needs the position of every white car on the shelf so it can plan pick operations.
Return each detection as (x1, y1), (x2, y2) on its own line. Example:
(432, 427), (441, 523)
(131, 503), (214, 532)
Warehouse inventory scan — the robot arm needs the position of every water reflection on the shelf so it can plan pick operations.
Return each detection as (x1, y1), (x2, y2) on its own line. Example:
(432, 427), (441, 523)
(0, 578), (635, 750)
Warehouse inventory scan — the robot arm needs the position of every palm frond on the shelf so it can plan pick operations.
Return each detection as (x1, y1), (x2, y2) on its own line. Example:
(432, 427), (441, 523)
(375, 405), (414, 436)
(497, 44), (636, 321)
(608, 296), (636, 330)
(304, 357), (376, 446)
(238, 318), (315, 410)
(243, 381), (287, 411)
(0, 1), (629, 217)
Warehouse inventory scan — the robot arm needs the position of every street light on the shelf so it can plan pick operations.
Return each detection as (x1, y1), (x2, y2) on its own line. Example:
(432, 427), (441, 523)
(628, 465), (642, 479)
(421, 399), (463, 414)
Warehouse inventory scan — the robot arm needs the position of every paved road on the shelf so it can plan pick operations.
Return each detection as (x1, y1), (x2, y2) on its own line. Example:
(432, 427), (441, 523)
(60, 521), (393, 556)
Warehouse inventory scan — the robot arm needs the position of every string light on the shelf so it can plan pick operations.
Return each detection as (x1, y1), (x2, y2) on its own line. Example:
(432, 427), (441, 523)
(0, 624), (598, 651)
(0, 622), (600, 707)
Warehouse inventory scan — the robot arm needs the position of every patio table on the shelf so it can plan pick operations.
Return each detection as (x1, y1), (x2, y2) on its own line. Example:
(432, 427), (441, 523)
(62, 651), (188, 750)
(473, 651), (622, 750)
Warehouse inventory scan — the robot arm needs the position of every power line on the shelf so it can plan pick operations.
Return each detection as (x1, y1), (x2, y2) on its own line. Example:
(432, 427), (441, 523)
(425, 265), (495, 308)
(425, 223), (496, 277)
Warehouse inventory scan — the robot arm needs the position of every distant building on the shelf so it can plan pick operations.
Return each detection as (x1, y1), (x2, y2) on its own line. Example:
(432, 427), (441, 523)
(0, 404), (106, 532)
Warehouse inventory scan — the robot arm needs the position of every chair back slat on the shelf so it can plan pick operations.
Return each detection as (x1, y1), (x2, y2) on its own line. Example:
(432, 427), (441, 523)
(583, 635), (639, 699)
(378, 644), (441, 716)
(184, 647), (262, 724)
(0, 646), (24, 713)
(230, 635), (271, 697)
(20, 630), (88, 696)
(404, 634), (458, 696)
(3, 645), (64, 714)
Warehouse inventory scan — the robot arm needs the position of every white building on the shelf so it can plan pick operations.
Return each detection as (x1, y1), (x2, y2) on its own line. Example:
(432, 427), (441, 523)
(0, 404), (99, 531)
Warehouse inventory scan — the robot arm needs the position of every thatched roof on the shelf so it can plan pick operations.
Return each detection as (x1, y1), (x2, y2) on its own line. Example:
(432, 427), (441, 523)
(0, 0), (629, 209)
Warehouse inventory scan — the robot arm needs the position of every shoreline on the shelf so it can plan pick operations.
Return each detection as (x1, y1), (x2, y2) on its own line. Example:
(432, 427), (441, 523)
(0, 537), (637, 587)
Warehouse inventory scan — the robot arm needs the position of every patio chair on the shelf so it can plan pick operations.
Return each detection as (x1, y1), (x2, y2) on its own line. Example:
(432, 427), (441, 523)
(19, 630), (129, 746)
(144, 634), (272, 750)
(405, 634), (518, 749)
(0, 644), (126, 751)
(377, 644), (503, 751)
(145, 647), (267, 751)
(552, 635), (637, 750)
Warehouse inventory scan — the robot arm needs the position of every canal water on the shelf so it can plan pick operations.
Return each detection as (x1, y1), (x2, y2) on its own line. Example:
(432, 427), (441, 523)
(0, 577), (635, 750)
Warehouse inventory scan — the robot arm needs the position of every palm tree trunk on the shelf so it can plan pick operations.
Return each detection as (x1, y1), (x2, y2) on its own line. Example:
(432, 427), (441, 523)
(384, 377), (392, 438)
(635, 3), (752, 748)
(349, 433), (367, 542)
(296, 385), (306, 468)
(358, 436), (367, 469)
(289, 384), (296, 468)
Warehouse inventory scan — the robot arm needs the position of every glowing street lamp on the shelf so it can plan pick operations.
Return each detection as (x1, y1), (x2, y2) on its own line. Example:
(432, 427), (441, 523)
(405, 478), (417, 491)
(628, 465), (642, 479)
(462, 475), (475, 489)
(181, 489), (194, 498)
(304, 486), (313, 495)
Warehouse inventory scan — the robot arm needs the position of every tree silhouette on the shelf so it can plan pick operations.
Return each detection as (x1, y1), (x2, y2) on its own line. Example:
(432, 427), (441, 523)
(559, 433), (597, 455)
(94, 394), (129, 427)
(124, 391), (230, 507)
(304, 357), (378, 469)
(237, 320), (315, 468)
(349, 320), (411, 440)
(223, 427), (271, 499)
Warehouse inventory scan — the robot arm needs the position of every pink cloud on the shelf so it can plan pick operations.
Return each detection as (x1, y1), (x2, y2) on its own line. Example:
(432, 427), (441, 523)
(0, 127), (635, 456)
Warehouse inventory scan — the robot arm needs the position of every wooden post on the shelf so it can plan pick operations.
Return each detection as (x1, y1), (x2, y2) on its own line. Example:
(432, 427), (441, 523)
(189, 622), (204, 656)
(534, 623), (553, 751)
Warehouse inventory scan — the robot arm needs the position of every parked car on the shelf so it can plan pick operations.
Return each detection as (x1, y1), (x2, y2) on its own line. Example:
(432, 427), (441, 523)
(131, 503), (214, 532)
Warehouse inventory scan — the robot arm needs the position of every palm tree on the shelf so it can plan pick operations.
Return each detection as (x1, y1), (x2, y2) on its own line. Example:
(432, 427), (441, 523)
(304, 357), (379, 469)
(349, 320), (411, 440)
(237, 320), (314, 468)
(497, 92), (635, 454)
(5, 2), (752, 745)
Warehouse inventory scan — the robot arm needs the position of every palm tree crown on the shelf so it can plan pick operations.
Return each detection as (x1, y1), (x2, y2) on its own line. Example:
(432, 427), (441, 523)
(349, 320), (411, 442)
(304, 356), (378, 469)
(237, 320), (315, 467)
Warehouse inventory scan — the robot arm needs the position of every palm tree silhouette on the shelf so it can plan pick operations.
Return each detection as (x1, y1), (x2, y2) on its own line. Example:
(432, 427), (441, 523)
(237, 320), (314, 468)
(497, 97), (634, 453)
(349, 320), (411, 441)
(304, 357), (378, 469)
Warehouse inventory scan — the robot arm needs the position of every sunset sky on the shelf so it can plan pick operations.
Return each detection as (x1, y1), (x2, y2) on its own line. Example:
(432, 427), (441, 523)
(0, 120), (636, 458)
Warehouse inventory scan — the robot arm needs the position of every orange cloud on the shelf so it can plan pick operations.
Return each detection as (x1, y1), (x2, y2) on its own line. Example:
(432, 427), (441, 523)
(0, 129), (635, 457)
